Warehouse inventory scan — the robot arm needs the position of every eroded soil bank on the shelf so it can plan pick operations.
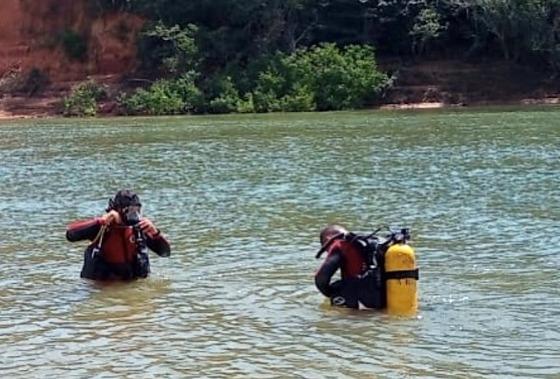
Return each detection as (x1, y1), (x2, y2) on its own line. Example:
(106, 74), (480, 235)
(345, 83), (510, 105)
(1, 0), (559, 119)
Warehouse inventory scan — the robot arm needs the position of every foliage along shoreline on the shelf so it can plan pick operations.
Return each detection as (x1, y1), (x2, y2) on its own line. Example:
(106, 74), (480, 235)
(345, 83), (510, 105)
(3, 0), (560, 119)
(3, 93), (560, 121)
(62, 43), (391, 117)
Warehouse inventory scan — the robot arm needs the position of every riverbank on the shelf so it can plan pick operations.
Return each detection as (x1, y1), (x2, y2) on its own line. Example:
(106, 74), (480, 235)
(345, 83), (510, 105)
(1, 59), (560, 120)
(3, 96), (560, 120)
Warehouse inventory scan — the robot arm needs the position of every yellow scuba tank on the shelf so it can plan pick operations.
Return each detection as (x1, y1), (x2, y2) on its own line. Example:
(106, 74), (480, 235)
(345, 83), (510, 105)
(384, 243), (418, 316)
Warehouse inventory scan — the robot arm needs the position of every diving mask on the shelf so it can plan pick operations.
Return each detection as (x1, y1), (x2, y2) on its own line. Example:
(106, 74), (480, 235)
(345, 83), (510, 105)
(122, 205), (142, 226)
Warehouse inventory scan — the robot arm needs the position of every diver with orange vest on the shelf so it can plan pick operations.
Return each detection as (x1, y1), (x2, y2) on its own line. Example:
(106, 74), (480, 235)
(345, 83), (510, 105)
(66, 190), (171, 281)
(315, 224), (419, 314)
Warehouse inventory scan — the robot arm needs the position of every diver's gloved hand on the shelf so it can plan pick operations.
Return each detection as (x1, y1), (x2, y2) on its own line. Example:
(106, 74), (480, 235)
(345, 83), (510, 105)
(329, 279), (360, 309)
(328, 281), (346, 306)
(101, 210), (121, 225)
(138, 218), (160, 238)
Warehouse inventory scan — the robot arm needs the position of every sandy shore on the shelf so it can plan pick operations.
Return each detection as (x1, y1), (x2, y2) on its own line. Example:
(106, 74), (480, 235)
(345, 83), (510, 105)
(0, 110), (32, 120)
(0, 95), (60, 120)
(1, 98), (559, 121)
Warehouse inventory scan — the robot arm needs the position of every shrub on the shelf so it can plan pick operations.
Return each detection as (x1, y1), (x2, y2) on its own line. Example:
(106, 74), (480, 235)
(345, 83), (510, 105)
(205, 76), (243, 114)
(288, 43), (390, 110)
(246, 43), (389, 112)
(119, 72), (203, 115)
(120, 83), (184, 115)
(169, 72), (204, 112)
(251, 70), (286, 112)
(120, 42), (389, 115)
(236, 93), (255, 113)
(279, 85), (315, 112)
(63, 80), (106, 117)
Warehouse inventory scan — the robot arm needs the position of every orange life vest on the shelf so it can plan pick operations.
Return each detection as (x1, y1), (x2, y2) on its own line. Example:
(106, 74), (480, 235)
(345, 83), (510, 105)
(96, 226), (138, 264)
(326, 239), (368, 278)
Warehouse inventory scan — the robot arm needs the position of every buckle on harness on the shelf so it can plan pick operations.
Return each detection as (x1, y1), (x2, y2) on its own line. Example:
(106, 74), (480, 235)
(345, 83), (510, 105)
(91, 247), (100, 259)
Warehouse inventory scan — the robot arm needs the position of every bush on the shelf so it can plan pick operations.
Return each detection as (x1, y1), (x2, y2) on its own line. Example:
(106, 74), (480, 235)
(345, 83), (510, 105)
(279, 85), (315, 112)
(120, 83), (184, 115)
(168, 72), (204, 112)
(63, 80), (106, 117)
(288, 43), (390, 110)
(251, 69), (287, 112)
(236, 93), (255, 113)
(120, 72), (203, 115)
(248, 43), (390, 112)
(120, 42), (389, 115)
(200, 75), (245, 114)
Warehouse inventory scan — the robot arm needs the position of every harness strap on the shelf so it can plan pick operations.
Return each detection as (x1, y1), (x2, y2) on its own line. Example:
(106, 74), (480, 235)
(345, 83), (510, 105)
(384, 269), (419, 280)
(91, 225), (107, 258)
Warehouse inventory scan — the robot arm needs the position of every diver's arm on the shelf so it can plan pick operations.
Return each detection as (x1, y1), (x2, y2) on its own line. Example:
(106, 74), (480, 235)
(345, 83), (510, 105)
(66, 218), (103, 242)
(138, 218), (171, 257)
(315, 250), (342, 297)
(146, 231), (171, 257)
(66, 211), (119, 242)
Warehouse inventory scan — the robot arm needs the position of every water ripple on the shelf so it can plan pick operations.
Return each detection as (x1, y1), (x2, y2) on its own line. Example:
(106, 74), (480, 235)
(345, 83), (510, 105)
(1, 110), (559, 378)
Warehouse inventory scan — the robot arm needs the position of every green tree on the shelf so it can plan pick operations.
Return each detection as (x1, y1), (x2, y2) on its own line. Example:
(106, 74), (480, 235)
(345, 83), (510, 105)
(138, 23), (199, 75)
(249, 43), (390, 112)
(289, 43), (389, 110)
(410, 7), (447, 55)
(446, 0), (560, 65)
(125, 0), (320, 66)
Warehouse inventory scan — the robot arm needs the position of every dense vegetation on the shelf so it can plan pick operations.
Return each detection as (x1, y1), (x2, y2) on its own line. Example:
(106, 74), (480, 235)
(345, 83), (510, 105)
(75, 0), (560, 115)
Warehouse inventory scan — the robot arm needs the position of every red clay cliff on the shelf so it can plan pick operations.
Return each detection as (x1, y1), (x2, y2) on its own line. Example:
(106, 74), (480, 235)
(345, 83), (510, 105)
(0, 0), (143, 118)
(0, 0), (143, 81)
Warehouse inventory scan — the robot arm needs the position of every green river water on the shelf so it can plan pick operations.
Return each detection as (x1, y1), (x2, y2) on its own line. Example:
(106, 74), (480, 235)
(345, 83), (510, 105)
(0, 109), (559, 378)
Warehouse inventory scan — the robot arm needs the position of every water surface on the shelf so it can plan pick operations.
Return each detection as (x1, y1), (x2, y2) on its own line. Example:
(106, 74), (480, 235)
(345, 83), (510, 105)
(0, 109), (559, 378)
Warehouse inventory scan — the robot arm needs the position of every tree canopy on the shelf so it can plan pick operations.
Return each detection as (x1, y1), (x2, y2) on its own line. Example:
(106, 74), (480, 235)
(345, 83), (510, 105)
(78, 0), (560, 115)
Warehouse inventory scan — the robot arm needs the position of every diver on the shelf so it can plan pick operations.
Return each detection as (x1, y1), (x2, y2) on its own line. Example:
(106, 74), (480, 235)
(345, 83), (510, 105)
(66, 189), (171, 281)
(315, 224), (419, 313)
(315, 224), (386, 310)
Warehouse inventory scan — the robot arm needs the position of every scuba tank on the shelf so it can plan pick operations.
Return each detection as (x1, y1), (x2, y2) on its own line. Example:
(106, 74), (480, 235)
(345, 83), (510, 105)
(381, 229), (418, 316)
